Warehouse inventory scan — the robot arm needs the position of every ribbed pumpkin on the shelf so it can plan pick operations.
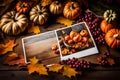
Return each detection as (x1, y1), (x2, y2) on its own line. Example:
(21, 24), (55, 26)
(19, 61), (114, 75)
(0, 11), (28, 35)
(16, 1), (30, 14)
(105, 29), (120, 48)
(30, 5), (49, 25)
(63, 2), (82, 20)
(100, 10), (117, 33)
(49, 1), (63, 15)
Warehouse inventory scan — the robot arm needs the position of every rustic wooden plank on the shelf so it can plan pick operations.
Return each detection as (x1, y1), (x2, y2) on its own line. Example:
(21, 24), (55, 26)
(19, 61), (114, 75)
(0, 70), (120, 80)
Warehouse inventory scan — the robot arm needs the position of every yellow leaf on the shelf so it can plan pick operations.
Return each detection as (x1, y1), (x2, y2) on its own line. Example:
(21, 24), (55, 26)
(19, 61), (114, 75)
(62, 65), (77, 78)
(48, 64), (63, 72)
(27, 57), (48, 75)
(41, 0), (52, 7)
(107, 58), (115, 66)
(37, 64), (48, 75)
(29, 57), (39, 65)
(0, 40), (17, 55)
(28, 24), (40, 34)
(27, 64), (38, 74)
(56, 16), (75, 26)
(4, 52), (26, 66)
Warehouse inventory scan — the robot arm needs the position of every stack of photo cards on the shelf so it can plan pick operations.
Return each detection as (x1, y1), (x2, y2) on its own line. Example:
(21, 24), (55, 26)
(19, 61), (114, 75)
(22, 22), (99, 65)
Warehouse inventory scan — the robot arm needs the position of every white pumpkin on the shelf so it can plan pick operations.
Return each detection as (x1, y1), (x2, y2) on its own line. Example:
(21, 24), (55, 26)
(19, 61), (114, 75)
(0, 11), (28, 35)
(30, 5), (49, 25)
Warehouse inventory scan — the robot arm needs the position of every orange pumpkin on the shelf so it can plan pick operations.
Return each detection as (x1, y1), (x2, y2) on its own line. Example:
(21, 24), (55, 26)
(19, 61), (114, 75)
(70, 31), (78, 39)
(63, 2), (82, 20)
(80, 29), (88, 36)
(100, 20), (117, 33)
(82, 37), (88, 43)
(16, 1), (30, 14)
(64, 35), (71, 41)
(73, 34), (82, 42)
(105, 29), (120, 48)
(68, 39), (74, 44)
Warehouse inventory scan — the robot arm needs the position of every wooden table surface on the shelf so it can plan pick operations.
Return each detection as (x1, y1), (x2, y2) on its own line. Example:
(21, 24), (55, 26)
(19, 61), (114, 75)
(0, 0), (120, 80)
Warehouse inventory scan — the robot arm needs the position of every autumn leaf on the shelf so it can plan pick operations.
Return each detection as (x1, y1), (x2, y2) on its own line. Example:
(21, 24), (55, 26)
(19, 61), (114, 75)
(0, 40), (17, 55)
(4, 52), (26, 66)
(29, 56), (39, 65)
(27, 57), (48, 75)
(48, 64), (63, 72)
(41, 0), (52, 7)
(107, 58), (115, 66)
(56, 16), (75, 26)
(28, 24), (40, 34)
(62, 65), (77, 78)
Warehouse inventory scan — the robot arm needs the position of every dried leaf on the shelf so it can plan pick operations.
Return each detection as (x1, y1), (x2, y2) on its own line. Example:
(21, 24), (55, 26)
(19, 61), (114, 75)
(0, 40), (17, 55)
(48, 64), (63, 72)
(28, 24), (40, 34)
(27, 57), (48, 75)
(4, 52), (26, 66)
(107, 58), (115, 66)
(62, 65), (77, 78)
(41, 0), (52, 7)
(56, 16), (75, 26)
(30, 56), (39, 65)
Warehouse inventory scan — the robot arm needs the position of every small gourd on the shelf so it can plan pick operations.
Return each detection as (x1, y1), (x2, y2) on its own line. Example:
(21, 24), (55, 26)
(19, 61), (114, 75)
(16, 1), (30, 14)
(63, 2), (82, 20)
(0, 11), (28, 35)
(49, 1), (63, 15)
(100, 10), (117, 33)
(30, 5), (49, 25)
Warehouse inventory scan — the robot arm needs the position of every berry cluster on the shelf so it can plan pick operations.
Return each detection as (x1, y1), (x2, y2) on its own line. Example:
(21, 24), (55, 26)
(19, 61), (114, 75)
(60, 57), (91, 71)
(76, 12), (105, 45)
(97, 52), (111, 66)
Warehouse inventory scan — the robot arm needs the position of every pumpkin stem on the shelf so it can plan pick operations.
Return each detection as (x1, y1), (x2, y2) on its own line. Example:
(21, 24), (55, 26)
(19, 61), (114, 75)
(11, 16), (17, 22)
(21, 3), (26, 8)
(38, 11), (42, 15)
(70, 2), (74, 10)
(55, 1), (59, 5)
(113, 34), (120, 39)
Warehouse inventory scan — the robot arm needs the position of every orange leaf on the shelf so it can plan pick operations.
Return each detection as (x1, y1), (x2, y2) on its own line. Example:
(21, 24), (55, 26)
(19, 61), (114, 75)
(56, 16), (75, 26)
(28, 24), (40, 34)
(29, 56), (39, 65)
(0, 40), (17, 55)
(48, 64), (63, 72)
(107, 58), (115, 66)
(27, 57), (48, 75)
(4, 52), (26, 66)
(62, 65), (77, 78)
(41, 0), (52, 7)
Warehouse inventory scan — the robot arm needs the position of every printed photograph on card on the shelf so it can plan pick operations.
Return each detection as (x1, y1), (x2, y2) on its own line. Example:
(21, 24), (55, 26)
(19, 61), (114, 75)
(22, 31), (60, 65)
(56, 22), (99, 60)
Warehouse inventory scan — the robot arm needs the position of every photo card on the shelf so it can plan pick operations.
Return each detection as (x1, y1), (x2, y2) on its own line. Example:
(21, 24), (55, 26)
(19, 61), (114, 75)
(55, 22), (99, 60)
(22, 31), (60, 65)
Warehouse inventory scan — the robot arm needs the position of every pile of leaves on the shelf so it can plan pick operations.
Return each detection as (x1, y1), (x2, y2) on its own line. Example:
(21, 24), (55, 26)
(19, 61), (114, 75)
(0, 39), (116, 78)
(27, 57), (78, 78)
